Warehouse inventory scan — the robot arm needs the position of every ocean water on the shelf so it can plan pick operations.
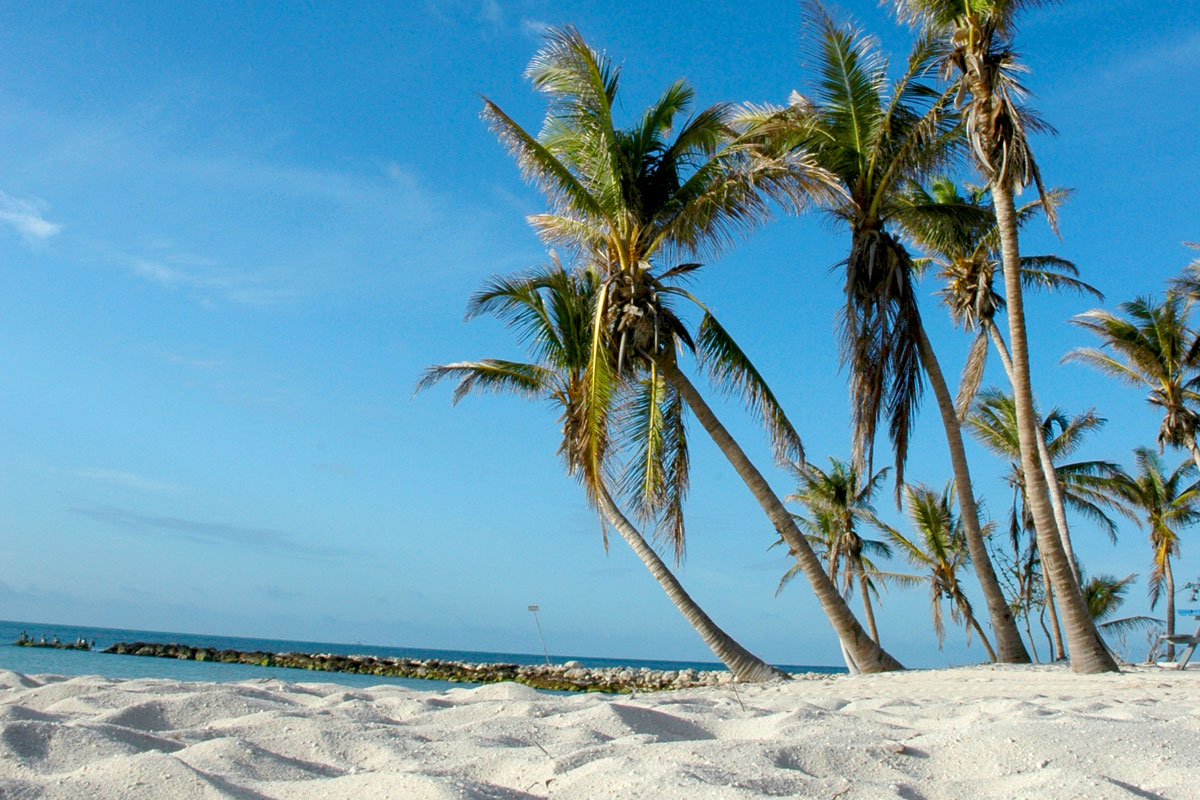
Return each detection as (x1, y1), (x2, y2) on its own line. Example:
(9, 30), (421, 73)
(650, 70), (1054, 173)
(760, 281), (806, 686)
(0, 620), (842, 691)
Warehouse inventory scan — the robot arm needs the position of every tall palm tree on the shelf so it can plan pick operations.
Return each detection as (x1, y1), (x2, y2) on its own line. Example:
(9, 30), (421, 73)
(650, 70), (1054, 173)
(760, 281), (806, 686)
(482, 27), (901, 671)
(418, 262), (785, 681)
(901, 177), (1101, 579)
(742, 7), (1029, 662)
(891, 0), (1119, 672)
(1094, 448), (1200, 661)
(967, 388), (1122, 658)
(780, 459), (909, 645)
(1067, 295), (1200, 472)
(878, 483), (997, 660)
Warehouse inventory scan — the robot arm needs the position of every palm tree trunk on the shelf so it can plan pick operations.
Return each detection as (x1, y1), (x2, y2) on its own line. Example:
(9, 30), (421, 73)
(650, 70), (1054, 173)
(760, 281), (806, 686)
(658, 358), (903, 672)
(986, 321), (1081, 579)
(965, 609), (998, 662)
(993, 184), (1118, 672)
(1038, 604), (1054, 658)
(858, 569), (880, 644)
(1165, 555), (1177, 662)
(916, 325), (1031, 663)
(1017, 567), (1039, 662)
(1041, 566), (1066, 660)
(595, 485), (788, 681)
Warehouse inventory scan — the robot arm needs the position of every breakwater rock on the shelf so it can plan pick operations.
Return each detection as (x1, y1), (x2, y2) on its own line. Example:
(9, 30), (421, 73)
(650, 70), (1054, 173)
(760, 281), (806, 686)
(101, 642), (787, 692)
(14, 633), (91, 651)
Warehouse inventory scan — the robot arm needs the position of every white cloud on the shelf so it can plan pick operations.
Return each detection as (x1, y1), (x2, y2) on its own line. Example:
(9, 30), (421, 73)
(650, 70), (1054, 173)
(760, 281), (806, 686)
(0, 190), (62, 241)
(123, 251), (295, 306)
(480, 0), (503, 29)
(73, 468), (183, 494)
(521, 18), (550, 39)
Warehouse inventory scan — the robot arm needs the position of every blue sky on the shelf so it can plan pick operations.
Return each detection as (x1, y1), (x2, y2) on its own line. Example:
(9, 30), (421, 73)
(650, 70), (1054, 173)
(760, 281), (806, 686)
(0, 0), (1197, 669)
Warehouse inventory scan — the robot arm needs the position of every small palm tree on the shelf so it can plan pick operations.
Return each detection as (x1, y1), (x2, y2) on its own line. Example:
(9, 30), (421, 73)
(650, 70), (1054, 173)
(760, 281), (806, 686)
(779, 459), (914, 645)
(741, 4), (1030, 663)
(418, 262), (785, 681)
(483, 26), (901, 670)
(1094, 448), (1200, 660)
(1082, 572), (1161, 661)
(1067, 295), (1200, 472)
(890, 0), (1118, 673)
(878, 483), (998, 661)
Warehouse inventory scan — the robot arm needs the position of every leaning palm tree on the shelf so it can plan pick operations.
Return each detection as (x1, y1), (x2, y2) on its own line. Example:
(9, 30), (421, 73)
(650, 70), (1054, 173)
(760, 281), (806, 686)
(741, 6), (1029, 662)
(892, 0), (1118, 672)
(483, 27), (901, 670)
(418, 262), (785, 681)
(1067, 295), (1200, 472)
(968, 388), (1122, 658)
(1094, 449), (1200, 661)
(878, 483), (997, 660)
(900, 177), (1101, 577)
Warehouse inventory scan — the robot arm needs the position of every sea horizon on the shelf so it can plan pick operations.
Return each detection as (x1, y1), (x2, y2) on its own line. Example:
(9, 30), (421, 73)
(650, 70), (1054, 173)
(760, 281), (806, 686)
(0, 619), (844, 691)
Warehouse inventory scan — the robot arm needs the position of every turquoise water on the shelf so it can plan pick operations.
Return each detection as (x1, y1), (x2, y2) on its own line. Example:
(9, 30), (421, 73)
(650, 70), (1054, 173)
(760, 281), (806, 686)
(0, 620), (842, 690)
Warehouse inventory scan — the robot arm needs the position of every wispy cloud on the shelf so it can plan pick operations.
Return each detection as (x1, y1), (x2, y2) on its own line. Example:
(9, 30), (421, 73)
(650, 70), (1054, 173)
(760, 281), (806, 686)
(124, 252), (295, 306)
(520, 18), (550, 39)
(0, 190), (62, 242)
(480, 0), (503, 29)
(73, 468), (184, 495)
(315, 462), (359, 477)
(1095, 29), (1200, 84)
(161, 352), (226, 370)
(71, 503), (353, 559)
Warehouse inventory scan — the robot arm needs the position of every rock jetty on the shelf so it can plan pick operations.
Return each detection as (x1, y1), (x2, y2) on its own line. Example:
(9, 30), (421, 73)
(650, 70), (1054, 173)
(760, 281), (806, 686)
(14, 633), (91, 651)
(101, 642), (793, 692)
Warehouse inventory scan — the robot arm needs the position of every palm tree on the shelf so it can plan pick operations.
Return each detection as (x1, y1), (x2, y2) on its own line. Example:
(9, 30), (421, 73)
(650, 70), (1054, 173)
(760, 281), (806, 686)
(1166, 242), (1200, 304)
(418, 262), (785, 681)
(742, 7), (1029, 662)
(878, 483), (997, 660)
(1066, 295), (1200, 472)
(900, 177), (1101, 577)
(1094, 448), (1200, 661)
(482, 27), (901, 671)
(1082, 572), (1162, 661)
(780, 459), (911, 645)
(891, 0), (1119, 673)
(967, 388), (1122, 658)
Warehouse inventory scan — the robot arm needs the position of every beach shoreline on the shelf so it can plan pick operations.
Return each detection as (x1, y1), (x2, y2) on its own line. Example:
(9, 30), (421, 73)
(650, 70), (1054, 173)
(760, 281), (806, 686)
(0, 663), (1195, 798)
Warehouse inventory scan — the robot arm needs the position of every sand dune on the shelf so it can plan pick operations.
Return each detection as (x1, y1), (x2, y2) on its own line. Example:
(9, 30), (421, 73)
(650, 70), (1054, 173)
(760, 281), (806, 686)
(0, 664), (1195, 799)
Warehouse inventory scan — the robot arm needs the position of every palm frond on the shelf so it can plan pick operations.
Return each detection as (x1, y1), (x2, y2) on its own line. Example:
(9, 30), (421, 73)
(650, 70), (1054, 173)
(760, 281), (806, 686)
(696, 312), (804, 464)
(415, 360), (556, 404)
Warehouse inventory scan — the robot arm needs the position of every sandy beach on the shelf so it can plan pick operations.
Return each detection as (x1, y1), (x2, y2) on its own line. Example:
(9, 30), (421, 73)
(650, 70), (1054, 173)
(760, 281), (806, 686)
(0, 664), (1195, 799)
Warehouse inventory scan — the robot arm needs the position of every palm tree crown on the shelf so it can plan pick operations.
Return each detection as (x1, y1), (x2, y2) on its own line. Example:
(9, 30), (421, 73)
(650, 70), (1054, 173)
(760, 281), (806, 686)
(1067, 295), (1200, 467)
(744, 7), (961, 481)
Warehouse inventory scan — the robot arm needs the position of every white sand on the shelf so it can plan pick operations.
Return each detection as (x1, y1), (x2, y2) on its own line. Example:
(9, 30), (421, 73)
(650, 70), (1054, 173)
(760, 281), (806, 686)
(0, 664), (1195, 799)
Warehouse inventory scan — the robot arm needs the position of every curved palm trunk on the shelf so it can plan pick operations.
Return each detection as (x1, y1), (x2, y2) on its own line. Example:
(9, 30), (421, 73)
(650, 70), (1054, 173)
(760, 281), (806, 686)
(993, 185), (1118, 672)
(1041, 566), (1066, 660)
(659, 359), (903, 672)
(986, 321), (1081, 579)
(1164, 556), (1177, 662)
(916, 325), (1031, 663)
(964, 607), (998, 662)
(858, 569), (880, 644)
(595, 486), (788, 681)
